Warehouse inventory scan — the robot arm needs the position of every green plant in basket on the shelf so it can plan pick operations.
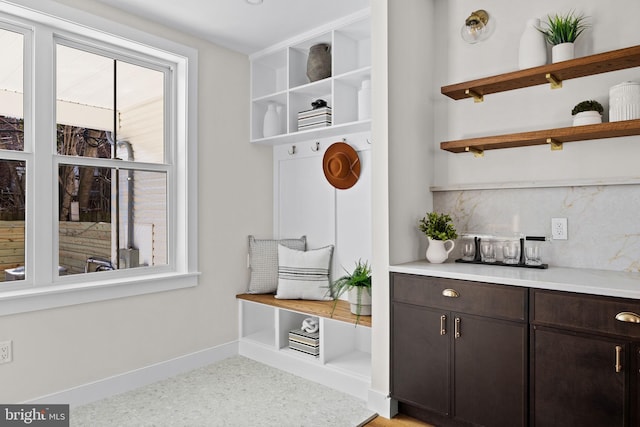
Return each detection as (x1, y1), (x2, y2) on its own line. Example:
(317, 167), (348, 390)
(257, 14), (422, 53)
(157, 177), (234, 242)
(419, 212), (458, 241)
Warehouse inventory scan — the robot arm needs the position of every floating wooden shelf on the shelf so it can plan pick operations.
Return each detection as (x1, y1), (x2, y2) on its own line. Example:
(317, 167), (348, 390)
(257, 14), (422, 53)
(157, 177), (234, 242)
(441, 45), (640, 101)
(440, 119), (640, 154)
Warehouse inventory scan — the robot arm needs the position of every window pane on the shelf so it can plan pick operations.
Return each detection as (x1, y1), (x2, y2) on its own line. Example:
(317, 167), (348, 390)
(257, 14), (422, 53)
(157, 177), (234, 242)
(56, 44), (165, 163)
(56, 45), (113, 136)
(0, 159), (26, 282)
(116, 61), (165, 163)
(0, 29), (24, 151)
(117, 170), (167, 268)
(58, 166), (167, 276)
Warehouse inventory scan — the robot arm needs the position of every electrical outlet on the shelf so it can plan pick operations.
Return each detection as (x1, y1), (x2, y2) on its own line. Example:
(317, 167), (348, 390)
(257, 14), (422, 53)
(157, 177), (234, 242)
(0, 340), (12, 364)
(551, 218), (568, 240)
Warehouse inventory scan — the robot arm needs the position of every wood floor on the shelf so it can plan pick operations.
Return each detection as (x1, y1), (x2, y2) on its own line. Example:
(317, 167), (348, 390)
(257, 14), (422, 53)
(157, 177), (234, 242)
(363, 414), (433, 427)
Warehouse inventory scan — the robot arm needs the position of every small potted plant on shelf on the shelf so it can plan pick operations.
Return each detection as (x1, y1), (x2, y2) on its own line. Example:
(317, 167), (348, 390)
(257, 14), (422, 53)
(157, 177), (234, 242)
(330, 260), (372, 324)
(538, 10), (589, 63)
(419, 212), (458, 264)
(572, 99), (604, 126)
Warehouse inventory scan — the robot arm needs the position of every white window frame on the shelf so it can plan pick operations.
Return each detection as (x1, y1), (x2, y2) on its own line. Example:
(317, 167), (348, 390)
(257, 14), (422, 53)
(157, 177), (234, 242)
(0, 0), (199, 316)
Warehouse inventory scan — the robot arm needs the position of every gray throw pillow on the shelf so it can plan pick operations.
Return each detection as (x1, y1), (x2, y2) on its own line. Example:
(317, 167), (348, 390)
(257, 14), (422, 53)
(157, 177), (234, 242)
(247, 235), (306, 294)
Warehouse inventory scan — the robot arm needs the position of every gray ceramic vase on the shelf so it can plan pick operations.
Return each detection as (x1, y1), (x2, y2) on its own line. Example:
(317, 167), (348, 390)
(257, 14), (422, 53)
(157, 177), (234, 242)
(306, 43), (331, 82)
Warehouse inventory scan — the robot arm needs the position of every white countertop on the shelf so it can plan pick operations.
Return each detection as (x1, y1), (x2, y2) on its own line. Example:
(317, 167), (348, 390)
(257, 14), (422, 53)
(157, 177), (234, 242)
(390, 260), (640, 299)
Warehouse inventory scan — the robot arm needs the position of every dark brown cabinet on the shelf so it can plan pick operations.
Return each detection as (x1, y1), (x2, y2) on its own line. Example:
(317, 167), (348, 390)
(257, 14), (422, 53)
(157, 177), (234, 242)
(391, 273), (528, 427)
(530, 289), (640, 427)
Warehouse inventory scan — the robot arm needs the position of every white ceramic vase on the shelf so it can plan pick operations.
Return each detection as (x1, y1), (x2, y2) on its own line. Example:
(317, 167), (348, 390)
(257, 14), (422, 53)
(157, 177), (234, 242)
(263, 102), (280, 138)
(573, 111), (602, 126)
(347, 287), (371, 315)
(552, 42), (575, 63)
(518, 18), (547, 69)
(426, 237), (455, 264)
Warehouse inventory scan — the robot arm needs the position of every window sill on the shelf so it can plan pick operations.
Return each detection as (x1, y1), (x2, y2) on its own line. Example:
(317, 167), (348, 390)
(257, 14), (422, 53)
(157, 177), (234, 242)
(0, 272), (200, 316)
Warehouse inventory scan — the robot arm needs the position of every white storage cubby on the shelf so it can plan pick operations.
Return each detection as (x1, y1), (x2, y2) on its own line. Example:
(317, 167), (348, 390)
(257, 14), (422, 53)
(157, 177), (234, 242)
(238, 298), (371, 400)
(250, 9), (371, 145)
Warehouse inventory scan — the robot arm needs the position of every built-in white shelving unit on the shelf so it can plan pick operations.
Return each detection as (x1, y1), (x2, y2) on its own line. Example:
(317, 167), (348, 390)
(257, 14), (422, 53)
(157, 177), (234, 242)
(237, 296), (371, 400)
(250, 10), (371, 145)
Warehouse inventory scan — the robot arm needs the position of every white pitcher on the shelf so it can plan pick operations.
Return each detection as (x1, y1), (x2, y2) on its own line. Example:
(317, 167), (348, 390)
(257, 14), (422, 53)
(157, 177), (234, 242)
(426, 237), (455, 264)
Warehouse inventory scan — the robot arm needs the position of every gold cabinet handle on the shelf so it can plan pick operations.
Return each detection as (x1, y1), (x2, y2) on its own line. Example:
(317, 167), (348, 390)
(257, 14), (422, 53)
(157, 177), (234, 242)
(455, 317), (461, 338)
(615, 312), (640, 323)
(440, 314), (447, 336)
(615, 345), (623, 373)
(442, 289), (460, 298)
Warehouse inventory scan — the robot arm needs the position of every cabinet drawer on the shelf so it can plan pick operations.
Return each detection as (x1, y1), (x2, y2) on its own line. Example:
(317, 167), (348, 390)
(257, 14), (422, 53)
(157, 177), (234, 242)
(391, 273), (527, 321)
(531, 289), (640, 339)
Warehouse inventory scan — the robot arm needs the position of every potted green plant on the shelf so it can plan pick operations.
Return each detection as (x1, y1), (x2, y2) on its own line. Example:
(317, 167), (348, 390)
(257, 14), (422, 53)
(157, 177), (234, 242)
(330, 260), (372, 323)
(537, 11), (589, 63)
(419, 212), (458, 263)
(572, 100), (604, 126)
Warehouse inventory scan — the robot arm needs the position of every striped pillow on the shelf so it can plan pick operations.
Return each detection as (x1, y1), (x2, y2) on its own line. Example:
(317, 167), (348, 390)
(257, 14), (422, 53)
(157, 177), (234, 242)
(275, 244), (333, 301)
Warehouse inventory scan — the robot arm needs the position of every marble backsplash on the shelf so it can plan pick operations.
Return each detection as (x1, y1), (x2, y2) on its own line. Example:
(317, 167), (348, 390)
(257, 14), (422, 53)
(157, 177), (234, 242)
(433, 184), (640, 272)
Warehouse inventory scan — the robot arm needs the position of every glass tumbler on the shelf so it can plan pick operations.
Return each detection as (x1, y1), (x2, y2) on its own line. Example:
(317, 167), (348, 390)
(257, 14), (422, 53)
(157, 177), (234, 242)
(525, 245), (542, 266)
(502, 240), (521, 264)
(462, 237), (476, 261)
(480, 240), (496, 263)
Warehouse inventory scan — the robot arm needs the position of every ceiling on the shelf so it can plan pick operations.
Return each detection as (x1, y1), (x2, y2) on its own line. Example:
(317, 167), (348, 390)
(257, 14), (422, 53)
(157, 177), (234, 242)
(94, 0), (371, 55)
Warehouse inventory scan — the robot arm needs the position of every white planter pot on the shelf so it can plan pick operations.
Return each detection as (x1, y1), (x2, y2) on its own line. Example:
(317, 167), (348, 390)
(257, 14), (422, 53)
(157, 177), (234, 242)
(609, 81), (640, 122)
(426, 237), (455, 264)
(552, 42), (575, 63)
(347, 287), (371, 316)
(573, 111), (602, 126)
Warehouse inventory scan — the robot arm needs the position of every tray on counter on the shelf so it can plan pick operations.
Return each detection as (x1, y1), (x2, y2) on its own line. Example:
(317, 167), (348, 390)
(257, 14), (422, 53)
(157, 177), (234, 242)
(455, 258), (548, 269)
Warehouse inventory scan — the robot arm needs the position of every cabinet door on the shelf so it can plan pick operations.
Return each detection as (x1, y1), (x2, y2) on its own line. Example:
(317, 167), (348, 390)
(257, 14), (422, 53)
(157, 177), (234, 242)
(392, 302), (450, 416)
(453, 314), (527, 427)
(532, 326), (626, 427)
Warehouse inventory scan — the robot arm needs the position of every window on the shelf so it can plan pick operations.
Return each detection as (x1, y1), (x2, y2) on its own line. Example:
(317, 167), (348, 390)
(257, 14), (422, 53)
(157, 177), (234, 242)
(0, 3), (198, 315)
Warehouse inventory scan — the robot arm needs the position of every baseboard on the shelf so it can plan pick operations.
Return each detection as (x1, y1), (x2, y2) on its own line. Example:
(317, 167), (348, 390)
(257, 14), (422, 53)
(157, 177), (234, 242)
(23, 341), (239, 407)
(367, 388), (397, 419)
(239, 340), (370, 401)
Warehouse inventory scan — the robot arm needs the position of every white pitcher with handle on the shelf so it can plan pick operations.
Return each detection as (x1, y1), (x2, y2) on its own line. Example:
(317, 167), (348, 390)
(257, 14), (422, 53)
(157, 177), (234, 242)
(426, 237), (455, 264)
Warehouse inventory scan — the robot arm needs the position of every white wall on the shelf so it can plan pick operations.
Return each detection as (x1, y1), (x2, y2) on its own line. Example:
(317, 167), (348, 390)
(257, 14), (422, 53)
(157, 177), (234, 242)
(370, 0), (436, 413)
(434, 0), (640, 187)
(0, 0), (273, 403)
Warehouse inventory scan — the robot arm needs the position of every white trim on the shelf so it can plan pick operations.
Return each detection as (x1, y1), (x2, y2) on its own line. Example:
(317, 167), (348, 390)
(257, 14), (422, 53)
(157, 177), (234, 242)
(0, 272), (199, 316)
(367, 389), (397, 420)
(23, 341), (238, 407)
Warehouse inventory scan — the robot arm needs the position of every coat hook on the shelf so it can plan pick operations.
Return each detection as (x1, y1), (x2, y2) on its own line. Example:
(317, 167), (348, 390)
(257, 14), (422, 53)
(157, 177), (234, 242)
(311, 141), (320, 152)
(288, 145), (296, 155)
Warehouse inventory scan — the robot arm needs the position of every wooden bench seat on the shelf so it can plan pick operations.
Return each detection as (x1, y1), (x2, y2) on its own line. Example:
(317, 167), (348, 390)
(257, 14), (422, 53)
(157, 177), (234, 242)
(236, 293), (371, 327)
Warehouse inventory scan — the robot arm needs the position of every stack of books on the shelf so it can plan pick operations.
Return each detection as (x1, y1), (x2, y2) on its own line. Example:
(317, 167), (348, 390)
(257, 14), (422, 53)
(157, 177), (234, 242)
(288, 328), (320, 357)
(297, 106), (332, 131)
